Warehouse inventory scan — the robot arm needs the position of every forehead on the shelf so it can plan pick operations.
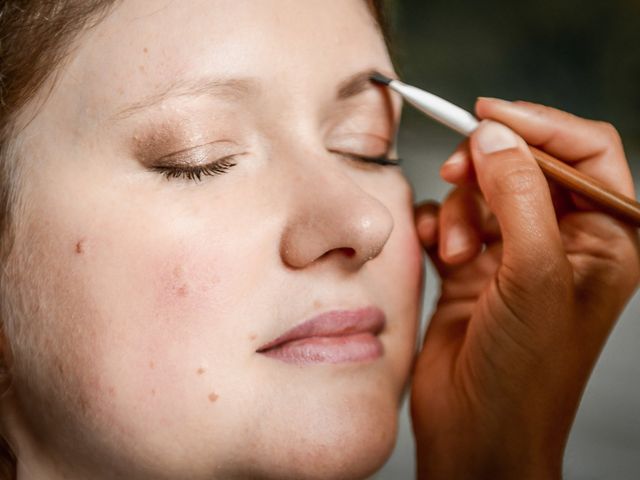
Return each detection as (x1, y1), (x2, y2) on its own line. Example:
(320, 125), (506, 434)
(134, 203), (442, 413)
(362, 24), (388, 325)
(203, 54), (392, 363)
(56, 0), (390, 120)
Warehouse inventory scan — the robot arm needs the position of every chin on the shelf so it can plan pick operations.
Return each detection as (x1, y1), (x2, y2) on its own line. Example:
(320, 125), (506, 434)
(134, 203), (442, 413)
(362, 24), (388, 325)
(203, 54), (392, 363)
(232, 388), (400, 480)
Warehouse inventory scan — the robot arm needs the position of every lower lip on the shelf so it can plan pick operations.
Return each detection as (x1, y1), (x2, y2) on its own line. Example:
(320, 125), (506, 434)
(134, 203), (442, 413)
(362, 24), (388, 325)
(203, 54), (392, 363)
(259, 333), (383, 365)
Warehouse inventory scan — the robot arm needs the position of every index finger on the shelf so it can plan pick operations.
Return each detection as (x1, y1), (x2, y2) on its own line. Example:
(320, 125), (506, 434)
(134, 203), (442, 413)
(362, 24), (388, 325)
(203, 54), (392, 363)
(476, 98), (634, 198)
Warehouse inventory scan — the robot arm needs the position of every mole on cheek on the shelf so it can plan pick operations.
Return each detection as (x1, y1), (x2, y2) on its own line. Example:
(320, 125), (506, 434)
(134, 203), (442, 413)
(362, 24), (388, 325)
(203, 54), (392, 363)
(208, 392), (219, 403)
(74, 239), (85, 254)
(196, 367), (205, 375)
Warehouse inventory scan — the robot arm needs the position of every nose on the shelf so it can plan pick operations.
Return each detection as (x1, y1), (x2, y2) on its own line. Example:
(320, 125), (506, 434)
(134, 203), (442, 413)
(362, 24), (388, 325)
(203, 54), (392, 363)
(279, 164), (394, 271)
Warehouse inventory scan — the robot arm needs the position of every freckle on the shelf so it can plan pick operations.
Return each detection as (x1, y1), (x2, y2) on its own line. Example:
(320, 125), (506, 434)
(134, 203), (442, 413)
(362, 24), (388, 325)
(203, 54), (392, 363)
(143, 47), (148, 54)
(75, 239), (85, 254)
(151, 388), (156, 396)
(138, 65), (145, 73)
(196, 367), (205, 375)
(149, 361), (155, 369)
(175, 284), (188, 297)
(208, 392), (219, 403)
(248, 333), (257, 341)
(313, 300), (321, 309)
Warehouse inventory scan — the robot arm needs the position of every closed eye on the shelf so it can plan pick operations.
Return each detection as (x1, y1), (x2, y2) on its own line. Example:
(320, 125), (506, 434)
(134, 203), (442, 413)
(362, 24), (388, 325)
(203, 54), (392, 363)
(151, 155), (238, 182)
(333, 151), (402, 167)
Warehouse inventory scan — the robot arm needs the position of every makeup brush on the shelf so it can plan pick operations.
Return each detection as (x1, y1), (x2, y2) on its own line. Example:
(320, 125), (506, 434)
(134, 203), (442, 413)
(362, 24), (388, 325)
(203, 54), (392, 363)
(370, 72), (640, 227)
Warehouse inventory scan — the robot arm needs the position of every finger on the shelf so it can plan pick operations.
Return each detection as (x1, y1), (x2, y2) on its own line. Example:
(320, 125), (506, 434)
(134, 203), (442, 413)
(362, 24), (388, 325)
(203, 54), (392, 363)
(438, 186), (486, 265)
(415, 201), (439, 249)
(440, 141), (474, 185)
(469, 120), (571, 280)
(475, 98), (634, 197)
(414, 201), (455, 278)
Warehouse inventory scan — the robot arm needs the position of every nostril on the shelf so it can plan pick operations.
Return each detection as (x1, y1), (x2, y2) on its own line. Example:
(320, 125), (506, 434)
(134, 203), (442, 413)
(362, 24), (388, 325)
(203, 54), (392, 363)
(339, 247), (356, 258)
(315, 247), (357, 263)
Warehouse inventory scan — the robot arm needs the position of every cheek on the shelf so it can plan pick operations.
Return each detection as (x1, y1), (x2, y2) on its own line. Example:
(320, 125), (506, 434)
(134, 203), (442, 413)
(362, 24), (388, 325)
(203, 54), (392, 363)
(383, 184), (425, 302)
(152, 253), (223, 326)
(94, 239), (236, 374)
(369, 180), (425, 387)
(55, 224), (238, 399)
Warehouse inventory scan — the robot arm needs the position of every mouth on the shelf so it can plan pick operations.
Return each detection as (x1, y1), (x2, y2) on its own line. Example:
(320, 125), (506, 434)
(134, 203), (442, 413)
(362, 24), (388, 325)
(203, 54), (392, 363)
(256, 306), (385, 365)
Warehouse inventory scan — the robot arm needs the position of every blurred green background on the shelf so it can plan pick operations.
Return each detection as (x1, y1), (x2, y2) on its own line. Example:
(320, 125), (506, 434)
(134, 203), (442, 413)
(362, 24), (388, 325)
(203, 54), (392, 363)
(384, 0), (640, 166)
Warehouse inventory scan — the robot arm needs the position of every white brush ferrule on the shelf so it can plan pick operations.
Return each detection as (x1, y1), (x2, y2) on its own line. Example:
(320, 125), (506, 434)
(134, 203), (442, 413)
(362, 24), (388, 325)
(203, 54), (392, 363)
(388, 80), (479, 137)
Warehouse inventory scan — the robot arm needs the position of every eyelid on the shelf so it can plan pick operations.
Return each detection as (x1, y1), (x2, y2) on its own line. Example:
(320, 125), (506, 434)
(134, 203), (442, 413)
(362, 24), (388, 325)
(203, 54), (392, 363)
(326, 133), (393, 160)
(156, 139), (239, 166)
(331, 151), (402, 167)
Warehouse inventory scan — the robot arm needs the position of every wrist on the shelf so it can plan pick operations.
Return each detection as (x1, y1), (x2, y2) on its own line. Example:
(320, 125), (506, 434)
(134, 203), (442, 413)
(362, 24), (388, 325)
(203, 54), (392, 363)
(415, 435), (563, 480)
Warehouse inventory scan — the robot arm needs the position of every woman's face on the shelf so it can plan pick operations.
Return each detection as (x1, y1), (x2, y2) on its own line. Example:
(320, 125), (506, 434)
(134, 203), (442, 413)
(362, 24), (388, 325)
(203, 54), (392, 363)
(4, 1), (423, 478)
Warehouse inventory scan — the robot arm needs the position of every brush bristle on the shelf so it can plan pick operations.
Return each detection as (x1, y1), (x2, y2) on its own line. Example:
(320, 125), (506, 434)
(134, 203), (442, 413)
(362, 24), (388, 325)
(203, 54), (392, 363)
(370, 72), (393, 86)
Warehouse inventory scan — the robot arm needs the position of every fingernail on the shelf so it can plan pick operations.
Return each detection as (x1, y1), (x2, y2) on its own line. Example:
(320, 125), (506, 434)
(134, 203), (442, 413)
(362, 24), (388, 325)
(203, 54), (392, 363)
(445, 224), (469, 258)
(478, 96), (511, 104)
(442, 150), (466, 169)
(476, 121), (519, 154)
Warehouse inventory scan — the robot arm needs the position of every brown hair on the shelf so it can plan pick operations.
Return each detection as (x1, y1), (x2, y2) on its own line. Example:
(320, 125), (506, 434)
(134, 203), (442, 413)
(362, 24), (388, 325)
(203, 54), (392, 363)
(0, 1), (391, 477)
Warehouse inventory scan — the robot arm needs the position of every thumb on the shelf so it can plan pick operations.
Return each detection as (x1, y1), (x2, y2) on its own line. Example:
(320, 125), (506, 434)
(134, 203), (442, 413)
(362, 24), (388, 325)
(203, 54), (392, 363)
(469, 121), (570, 289)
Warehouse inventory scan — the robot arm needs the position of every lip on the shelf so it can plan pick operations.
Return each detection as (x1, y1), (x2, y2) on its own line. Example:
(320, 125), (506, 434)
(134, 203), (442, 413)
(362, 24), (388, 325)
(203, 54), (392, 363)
(256, 306), (386, 365)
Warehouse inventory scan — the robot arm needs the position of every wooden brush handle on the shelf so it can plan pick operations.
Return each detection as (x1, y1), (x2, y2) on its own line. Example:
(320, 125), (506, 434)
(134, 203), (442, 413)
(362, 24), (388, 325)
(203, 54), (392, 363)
(529, 145), (640, 227)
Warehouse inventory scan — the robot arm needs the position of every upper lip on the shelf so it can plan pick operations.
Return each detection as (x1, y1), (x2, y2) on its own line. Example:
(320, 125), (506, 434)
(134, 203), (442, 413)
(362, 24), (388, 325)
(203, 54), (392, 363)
(256, 306), (386, 352)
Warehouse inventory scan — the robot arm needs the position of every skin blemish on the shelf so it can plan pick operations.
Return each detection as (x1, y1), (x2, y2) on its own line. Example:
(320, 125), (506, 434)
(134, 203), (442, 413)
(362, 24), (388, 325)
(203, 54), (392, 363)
(149, 361), (155, 369)
(170, 264), (189, 298)
(196, 367), (205, 375)
(151, 388), (156, 396)
(175, 285), (189, 297)
(75, 239), (85, 254)
(208, 392), (219, 403)
(154, 257), (220, 319)
(248, 333), (257, 341)
(143, 47), (148, 54)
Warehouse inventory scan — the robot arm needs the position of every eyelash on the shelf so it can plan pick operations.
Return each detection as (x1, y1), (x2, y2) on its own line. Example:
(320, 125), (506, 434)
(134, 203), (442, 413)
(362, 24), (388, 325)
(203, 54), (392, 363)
(152, 156), (238, 182)
(153, 152), (401, 183)
(338, 152), (402, 167)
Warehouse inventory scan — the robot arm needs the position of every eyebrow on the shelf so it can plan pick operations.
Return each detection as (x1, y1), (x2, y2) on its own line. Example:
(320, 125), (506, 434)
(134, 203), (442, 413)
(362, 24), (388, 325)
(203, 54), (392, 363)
(112, 69), (387, 121)
(336, 70), (385, 100)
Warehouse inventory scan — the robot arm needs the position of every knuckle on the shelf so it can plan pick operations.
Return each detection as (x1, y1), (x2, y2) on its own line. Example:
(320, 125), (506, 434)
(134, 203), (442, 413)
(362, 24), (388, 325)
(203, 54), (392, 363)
(596, 121), (623, 146)
(564, 220), (639, 302)
(599, 235), (640, 295)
